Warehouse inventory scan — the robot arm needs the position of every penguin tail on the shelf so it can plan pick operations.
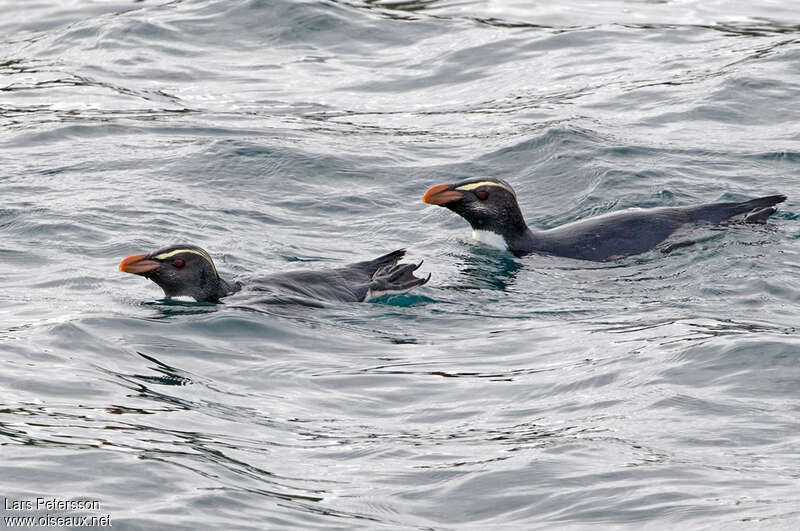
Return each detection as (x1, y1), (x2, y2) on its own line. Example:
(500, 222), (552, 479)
(371, 248), (408, 267)
(735, 194), (787, 211)
(351, 248), (406, 276)
(690, 194), (787, 225)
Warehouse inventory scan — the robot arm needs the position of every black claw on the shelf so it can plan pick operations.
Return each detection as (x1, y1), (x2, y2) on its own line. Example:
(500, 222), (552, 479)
(368, 253), (428, 296)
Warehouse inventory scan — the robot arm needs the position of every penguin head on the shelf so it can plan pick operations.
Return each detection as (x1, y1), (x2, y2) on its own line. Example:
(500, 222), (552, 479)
(119, 244), (226, 302)
(423, 178), (528, 246)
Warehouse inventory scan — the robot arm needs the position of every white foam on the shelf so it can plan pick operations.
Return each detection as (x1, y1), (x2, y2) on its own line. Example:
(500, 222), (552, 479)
(364, 287), (415, 301)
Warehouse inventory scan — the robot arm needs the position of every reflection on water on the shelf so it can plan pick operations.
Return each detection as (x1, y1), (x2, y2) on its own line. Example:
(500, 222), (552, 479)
(450, 246), (524, 291)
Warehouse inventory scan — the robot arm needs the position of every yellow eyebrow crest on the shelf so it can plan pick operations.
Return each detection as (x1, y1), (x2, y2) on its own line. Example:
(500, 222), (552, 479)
(455, 181), (516, 198)
(153, 248), (218, 276)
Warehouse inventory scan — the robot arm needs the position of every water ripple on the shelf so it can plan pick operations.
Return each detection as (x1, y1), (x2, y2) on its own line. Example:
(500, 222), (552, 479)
(2, 0), (800, 528)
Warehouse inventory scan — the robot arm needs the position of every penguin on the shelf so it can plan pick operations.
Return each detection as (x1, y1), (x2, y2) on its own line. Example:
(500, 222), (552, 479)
(423, 177), (787, 261)
(119, 244), (429, 303)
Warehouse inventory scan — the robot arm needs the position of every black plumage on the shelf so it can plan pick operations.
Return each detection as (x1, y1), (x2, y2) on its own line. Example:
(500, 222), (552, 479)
(424, 177), (786, 261)
(120, 245), (429, 303)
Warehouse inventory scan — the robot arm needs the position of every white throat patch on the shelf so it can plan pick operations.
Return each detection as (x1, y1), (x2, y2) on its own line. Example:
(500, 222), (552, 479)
(471, 229), (508, 251)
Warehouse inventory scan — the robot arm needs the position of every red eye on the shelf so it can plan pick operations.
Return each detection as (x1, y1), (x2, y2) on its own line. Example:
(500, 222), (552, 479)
(172, 258), (185, 269)
(475, 190), (489, 200)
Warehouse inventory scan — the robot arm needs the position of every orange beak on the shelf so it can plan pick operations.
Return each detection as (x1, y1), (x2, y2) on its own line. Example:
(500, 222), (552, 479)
(119, 254), (160, 275)
(423, 184), (463, 206)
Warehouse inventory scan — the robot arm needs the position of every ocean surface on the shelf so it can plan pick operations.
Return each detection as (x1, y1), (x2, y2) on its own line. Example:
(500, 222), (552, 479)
(2, 0), (800, 529)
